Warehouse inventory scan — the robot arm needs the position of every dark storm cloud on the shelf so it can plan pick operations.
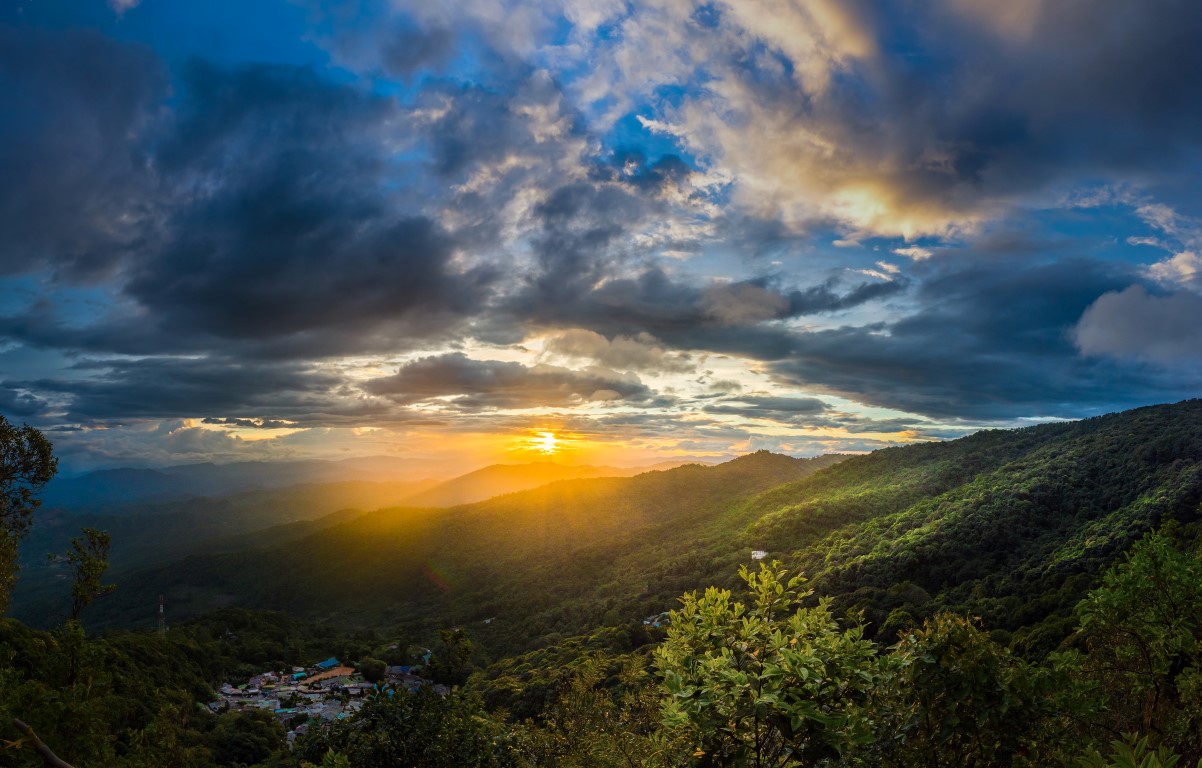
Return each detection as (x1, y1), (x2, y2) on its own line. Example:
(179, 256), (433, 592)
(702, 396), (830, 420)
(0, 52), (501, 360)
(401, 79), (706, 313)
(523, 181), (653, 309)
(7, 2), (1202, 451)
(696, 396), (948, 436)
(998, 0), (1202, 133)
(510, 267), (904, 355)
(0, 25), (167, 280)
(0, 387), (48, 419)
(202, 417), (298, 430)
(765, 257), (1197, 419)
(592, 150), (696, 195)
(129, 61), (498, 354)
(393, 71), (628, 268)
(625, 0), (1202, 236)
(0, 298), (201, 357)
(786, 278), (911, 316)
(17, 357), (347, 424)
(872, 0), (1202, 212)
(380, 22), (457, 77)
(424, 72), (585, 179)
(364, 353), (653, 410)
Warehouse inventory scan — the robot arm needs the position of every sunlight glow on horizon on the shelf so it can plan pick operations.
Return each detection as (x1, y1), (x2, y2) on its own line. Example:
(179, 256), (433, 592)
(529, 431), (560, 455)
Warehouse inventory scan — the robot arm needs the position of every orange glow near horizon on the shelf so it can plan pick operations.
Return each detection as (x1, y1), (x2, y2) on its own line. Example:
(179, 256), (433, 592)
(529, 431), (560, 455)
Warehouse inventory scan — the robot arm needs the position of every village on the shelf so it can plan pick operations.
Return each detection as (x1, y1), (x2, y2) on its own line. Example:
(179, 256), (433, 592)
(211, 655), (450, 745)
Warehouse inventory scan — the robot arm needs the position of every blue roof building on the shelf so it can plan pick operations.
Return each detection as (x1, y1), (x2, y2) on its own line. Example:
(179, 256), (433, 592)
(315, 657), (340, 670)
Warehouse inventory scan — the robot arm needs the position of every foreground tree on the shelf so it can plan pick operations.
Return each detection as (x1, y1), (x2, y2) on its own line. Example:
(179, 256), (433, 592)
(295, 686), (518, 768)
(1077, 734), (1199, 768)
(0, 416), (58, 613)
(357, 657), (386, 685)
(655, 561), (879, 767)
(66, 528), (115, 622)
(871, 612), (1081, 768)
(429, 628), (476, 686)
(1072, 532), (1202, 763)
(515, 654), (678, 768)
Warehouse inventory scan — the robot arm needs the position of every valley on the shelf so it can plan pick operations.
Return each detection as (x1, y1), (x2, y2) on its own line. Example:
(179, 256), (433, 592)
(4, 400), (1202, 767)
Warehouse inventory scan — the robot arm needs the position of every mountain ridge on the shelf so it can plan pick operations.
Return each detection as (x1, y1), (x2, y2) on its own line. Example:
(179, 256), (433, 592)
(23, 400), (1202, 660)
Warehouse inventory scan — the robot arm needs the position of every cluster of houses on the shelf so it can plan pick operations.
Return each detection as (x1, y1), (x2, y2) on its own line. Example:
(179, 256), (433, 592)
(642, 611), (673, 628)
(210, 656), (449, 745)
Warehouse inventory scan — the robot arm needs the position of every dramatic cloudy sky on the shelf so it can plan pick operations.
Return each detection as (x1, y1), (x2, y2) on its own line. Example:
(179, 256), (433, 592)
(2, 0), (1200, 472)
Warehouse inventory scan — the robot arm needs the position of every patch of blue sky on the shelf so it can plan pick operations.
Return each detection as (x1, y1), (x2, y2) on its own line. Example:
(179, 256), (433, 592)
(0, 277), (45, 315)
(0, 344), (82, 386)
(106, 0), (328, 72)
(365, 69), (457, 107)
(543, 12), (575, 48)
(846, 234), (939, 257)
(696, 233), (789, 273)
(2, 0), (110, 28)
(868, 1), (949, 69)
(651, 82), (702, 111)
(366, 77), (412, 101)
(605, 113), (697, 167)
(1027, 205), (1169, 267)
(690, 4), (722, 30)
(445, 36), (521, 90)
(30, 284), (121, 330)
(761, 227), (888, 271)
(824, 64), (881, 112)
(593, 15), (628, 42)
(732, 40), (796, 86)
(545, 58), (599, 95)
(677, 247), (759, 281)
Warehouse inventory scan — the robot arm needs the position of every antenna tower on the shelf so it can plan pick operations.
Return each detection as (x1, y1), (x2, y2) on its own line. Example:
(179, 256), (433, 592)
(158, 594), (166, 635)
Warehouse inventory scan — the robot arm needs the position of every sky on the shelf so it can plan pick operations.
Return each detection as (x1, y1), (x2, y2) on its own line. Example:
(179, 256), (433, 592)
(1, 0), (1200, 473)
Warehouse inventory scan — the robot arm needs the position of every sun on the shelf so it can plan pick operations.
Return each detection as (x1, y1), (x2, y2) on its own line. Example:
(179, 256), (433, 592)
(529, 431), (560, 455)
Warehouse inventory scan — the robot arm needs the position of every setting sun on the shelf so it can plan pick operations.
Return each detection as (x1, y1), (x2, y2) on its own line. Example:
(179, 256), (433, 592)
(529, 431), (560, 455)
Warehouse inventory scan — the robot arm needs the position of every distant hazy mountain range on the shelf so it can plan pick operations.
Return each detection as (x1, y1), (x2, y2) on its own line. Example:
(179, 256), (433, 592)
(12, 456), (715, 620)
(14, 451), (840, 627)
(40, 456), (430, 510)
(41, 456), (712, 511)
(401, 459), (706, 509)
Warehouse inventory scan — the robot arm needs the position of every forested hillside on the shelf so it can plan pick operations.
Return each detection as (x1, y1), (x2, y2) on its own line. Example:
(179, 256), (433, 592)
(69, 400), (1202, 663)
(71, 453), (844, 638)
(781, 400), (1202, 649)
(9, 480), (436, 622)
(12, 459), (699, 624)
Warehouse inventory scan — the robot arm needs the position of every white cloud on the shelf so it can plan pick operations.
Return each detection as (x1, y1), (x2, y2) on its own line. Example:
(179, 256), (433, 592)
(1112, 201), (1202, 292)
(1135, 203), (1184, 234)
(1147, 251), (1202, 292)
(542, 329), (696, 373)
(1074, 285), (1202, 365)
(855, 268), (895, 281)
(894, 246), (933, 261)
(1127, 236), (1162, 247)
